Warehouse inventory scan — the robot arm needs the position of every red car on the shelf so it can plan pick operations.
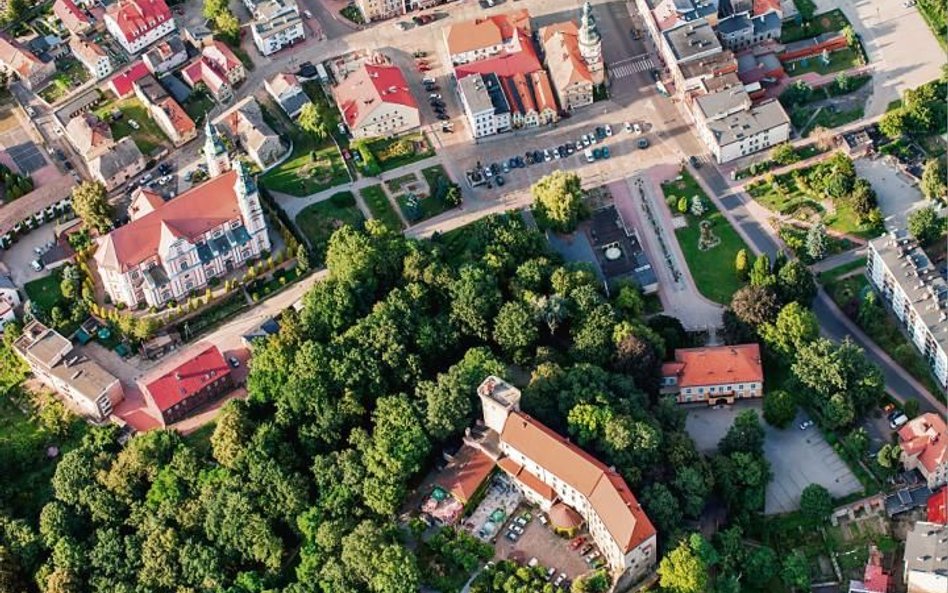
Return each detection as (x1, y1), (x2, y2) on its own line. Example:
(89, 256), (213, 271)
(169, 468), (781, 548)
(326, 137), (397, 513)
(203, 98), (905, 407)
(418, 65), (431, 71)
(570, 536), (585, 549)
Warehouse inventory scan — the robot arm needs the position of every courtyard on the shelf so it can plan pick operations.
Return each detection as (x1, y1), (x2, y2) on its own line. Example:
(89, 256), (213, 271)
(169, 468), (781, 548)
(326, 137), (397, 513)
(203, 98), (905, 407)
(686, 401), (862, 514)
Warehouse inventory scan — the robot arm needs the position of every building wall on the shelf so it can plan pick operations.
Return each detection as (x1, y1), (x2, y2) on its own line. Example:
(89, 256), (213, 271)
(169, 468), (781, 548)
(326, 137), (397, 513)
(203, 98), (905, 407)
(449, 43), (504, 66)
(558, 80), (593, 111)
(675, 381), (763, 403)
(144, 49), (186, 74)
(153, 372), (234, 425)
(352, 102), (420, 139)
(706, 120), (789, 163)
(252, 20), (305, 56)
(106, 16), (175, 54)
(356, 0), (402, 21)
(906, 569), (948, 593)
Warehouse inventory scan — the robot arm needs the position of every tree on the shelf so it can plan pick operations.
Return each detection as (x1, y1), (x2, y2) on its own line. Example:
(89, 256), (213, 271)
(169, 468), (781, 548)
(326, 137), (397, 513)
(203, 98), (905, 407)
(297, 102), (327, 140)
(658, 537), (709, 593)
(879, 109), (908, 140)
(734, 248), (749, 281)
(849, 179), (877, 220)
(771, 142), (798, 165)
(904, 398), (920, 419)
(805, 222), (827, 261)
(613, 326), (661, 394)
(690, 195), (706, 217)
(749, 254), (773, 287)
(3, 0), (26, 24)
(876, 443), (902, 469)
(296, 244), (310, 271)
(677, 196), (689, 214)
(419, 347), (504, 441)
(777, 259), (817, 305)
(921, 158), (947, 204)
(214, 10), (241, 44)
(673, 466), (711, 518)
(571, 570), (609, 593)
(449, 264), (501, 340)
(811, 125), (835, 151)
(531, 171), (586, 232)
(745, 546), (778, 589)
(908, 205), (945, 246)
(71, 181), (113, 234)
(719, 409), (765, 456)
(202, 0), (227, 20)
(730, 284), (780, 326)
(799, 483), (833, 525)
(492, 301), (539, 363)
(841, 24), (857, 47)
(761, 302), (819, 358)
(781, 550), (811, 591)
(763, 390), (797, 428)
(210, 401), (250, 468)
(641, 483), (682, 536)
(58, 266), (80, 301)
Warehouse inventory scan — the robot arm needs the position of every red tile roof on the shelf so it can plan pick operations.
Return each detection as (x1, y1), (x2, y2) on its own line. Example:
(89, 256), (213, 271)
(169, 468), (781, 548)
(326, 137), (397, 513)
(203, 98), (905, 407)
(106, 0), (172, 44)
(142, 345), (230, 412)
(898, 413), (948, 474)
(500, 412), (655, 553)
(444, 9), (531, 57)
(94, 170), (242, 272)
(549, 502), (583, 529)
(753, 0), (782, 16)
(334, 63), (417, 129)
(861, 547), (890, 593)
(110, 60), (151, 97)
(434, 445), (495, 504)
(204, 40), (242, 74)
(54, 0), (92, 33)
(0, 35), (44, 80)
(453, 31), (542, 79)
(928, 487), (947, 525)
(158, 96), (195, 138)
(662, 343), (763, 388)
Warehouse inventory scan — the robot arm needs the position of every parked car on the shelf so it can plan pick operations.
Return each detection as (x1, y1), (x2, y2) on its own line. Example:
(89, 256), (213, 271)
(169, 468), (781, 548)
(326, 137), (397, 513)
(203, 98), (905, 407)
(889, 413), (909, 429)
(637, 137), (649, 149)
(228, 356), (240, 368)
(624, 121), (633, 133)
(505, 531), (519, 542)
(798, 420), (814, 431)
(495, 175), (505, 186)
(689, 155), (701, 169)
(633, 122), (642, 134)
(604, 123), (612, 136)
(128, 119), (140, 130)
(30, 259), (43, 271)
(601, 146), (611, 159)
(584, 148), (595, 163)
(545, 567), (556, 581)
(303, 9), (313, 17)
(25, 106), (35, 117)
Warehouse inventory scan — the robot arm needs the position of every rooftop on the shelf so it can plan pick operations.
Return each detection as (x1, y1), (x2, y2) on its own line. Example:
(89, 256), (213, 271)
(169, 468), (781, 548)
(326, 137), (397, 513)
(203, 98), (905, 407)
(105, 0), (173, 43)
(663, 19), (722, 63)
(898, 412), (948, 474)
(662, 343), (764, 387)
(699, 94), (790, 147)
(334, 62), (417, 129)
(444, 9), (531, 57)
(904, 521), (948, 578)
(141, 344), (231, 412)
(870, 229), (948, 352)
(433, 445), (495, 504)
(458, 72), (498, 114)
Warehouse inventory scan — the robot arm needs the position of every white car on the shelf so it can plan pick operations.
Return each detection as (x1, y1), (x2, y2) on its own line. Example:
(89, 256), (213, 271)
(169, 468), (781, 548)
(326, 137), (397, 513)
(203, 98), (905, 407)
(128, 119), (140, 130)
(604, 124), (613, 137)
(422, 77), (436, 84)
(633, 122), (642, 134)
(30, 259), (43, 271)
(624, 121), (633, 133)
(25, 106), (35, 117)
(303, 9), (313, 17)
(889, 414), (909, 429)
(584, 148), (595, 163)
(798, 420), (814, 431)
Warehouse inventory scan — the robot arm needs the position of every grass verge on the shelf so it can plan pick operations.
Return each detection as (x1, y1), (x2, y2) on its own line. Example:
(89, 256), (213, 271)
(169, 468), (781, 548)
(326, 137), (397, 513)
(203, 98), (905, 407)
(295, 191), (365, 263)
(360, 185), (404, 231)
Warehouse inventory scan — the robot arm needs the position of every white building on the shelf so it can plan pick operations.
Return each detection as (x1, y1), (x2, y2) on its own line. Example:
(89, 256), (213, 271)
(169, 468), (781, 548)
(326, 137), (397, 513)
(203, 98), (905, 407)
(332, 62), (420, 139)
(13, 321), (124, 421)
(867, 230), (948, 391)
(94, 155), (271, 309)
(692, 87), (789, 162)
(242, 0), (305, 56)
(478, 376), (657, 580)
(457, 72), (510, 139)
(903, 521), (948, 593)
(69, 37), (113, 79)
(104, 0), (176, 55)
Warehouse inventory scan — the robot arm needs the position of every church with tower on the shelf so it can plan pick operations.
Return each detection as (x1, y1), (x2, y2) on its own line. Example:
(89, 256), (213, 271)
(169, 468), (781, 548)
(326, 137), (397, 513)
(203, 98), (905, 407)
(93, 121), (271, 309)
(539, 2), (604, 111)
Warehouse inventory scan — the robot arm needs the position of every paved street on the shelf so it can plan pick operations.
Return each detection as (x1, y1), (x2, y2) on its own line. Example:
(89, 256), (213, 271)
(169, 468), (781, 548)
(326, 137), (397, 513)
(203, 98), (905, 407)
(855, 156), (929, 230)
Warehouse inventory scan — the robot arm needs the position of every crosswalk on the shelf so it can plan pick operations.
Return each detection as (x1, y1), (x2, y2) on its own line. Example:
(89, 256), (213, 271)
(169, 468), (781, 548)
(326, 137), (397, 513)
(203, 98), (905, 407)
(609, 55), (655, 79)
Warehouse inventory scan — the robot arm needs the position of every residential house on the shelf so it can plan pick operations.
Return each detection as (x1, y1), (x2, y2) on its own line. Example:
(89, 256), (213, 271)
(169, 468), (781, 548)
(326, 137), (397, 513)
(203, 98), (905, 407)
(65, 112), (114, 160)
(88, 137), (146, 190)
(13, 320), (124, 421)
(104, 0), (176, 55)
(530, 70), (558, 125)
(660, 19), (723, 68)
(501, 74), (538, 128)
(692, 87), (789, 162)
(142, 34), (187, 75)
(0, 35), (55, 90)
(94, 160), (271, 308)
(182, 23), (213, 48)
(478, 377), (657, 579)
(0, 275), (18, 330)
(457, 72), (510, 138)
(182, 41), (245, 102)
(715, 10), (781, 50)
(355, 0), (403, 22)
(213, 96), (286, 169)
(53, 0), (93, 35)
(899, 413), (948, 489)
(265, 72), (312, 119)
(69, 37), (113, 80)
(109, 60), (151, 97)
(242, 0), (305, 56)
(443, 10), (532, 65)
(133, 74), (196, 146)
(661, 343), (764, 404)
(138, 344), (234, 425)
(848, 545), (891, 593)
(866, 230), (948, 390)
(903, 521), (948, 593)
(333, 62), (420, 139)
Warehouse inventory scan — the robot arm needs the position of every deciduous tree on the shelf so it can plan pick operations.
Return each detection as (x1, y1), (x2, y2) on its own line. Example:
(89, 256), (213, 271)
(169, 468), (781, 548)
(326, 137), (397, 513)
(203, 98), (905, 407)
(658, 537), (709, 593)
(531, 171), (587, 232)
(908, 205), (945, 246)
(799, 483), (833, 525)
(762, 389), (797, 428)
(71, 181), (113, 234)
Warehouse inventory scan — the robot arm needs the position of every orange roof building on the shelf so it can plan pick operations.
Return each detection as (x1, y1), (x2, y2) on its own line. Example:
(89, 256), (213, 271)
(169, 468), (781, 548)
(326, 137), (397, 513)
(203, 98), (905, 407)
(443, 10), (532, 65)
(478, 376), (656, 579)
(434, 445), (495, 505)
(661, 343), (764, 405)
(899, 413), (948, 489)
(540, 22), (595, 111)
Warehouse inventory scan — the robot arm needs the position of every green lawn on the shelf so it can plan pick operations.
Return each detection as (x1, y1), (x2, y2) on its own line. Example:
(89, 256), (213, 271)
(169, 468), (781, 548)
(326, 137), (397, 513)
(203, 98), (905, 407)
(778, 224), (853, 264)
(917, 0), (948, 51)
(260, 133), (349, 196)
(356, 133), (434, 174)
(663, 172), (749, 304)
(37, 58), (91, 104)
(394, 164), (458, 223)
(817, 256), (866, 284)
(360, 185), (404, 231)
(785, 48), (861, 77)
(24, 271), (65, 315)
(802, 106), (865, 136)
(295, 191), (365, 264)
(780, 8), (851, 43)
(182, 94), (216, 124)
(94, 97), (169, 157)
(386, 172), (418, 192)
(824, 273), (943, 395)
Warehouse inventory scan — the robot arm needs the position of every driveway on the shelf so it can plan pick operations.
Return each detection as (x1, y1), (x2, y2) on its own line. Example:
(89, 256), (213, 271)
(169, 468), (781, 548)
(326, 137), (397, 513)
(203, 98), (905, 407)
(0, 221), (58, 287)
(854, 157), (928, 229)
(685, 401), (862, 514)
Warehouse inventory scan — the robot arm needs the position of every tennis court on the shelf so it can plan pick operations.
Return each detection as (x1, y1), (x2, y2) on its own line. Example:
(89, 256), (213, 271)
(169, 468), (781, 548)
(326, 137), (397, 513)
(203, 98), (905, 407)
(7, 142), (46, 174)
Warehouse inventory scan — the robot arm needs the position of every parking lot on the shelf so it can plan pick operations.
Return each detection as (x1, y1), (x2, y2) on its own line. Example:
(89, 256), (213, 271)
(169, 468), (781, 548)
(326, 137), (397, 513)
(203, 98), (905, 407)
(492, 511), (591, 584)
(685, 401), (862, 514)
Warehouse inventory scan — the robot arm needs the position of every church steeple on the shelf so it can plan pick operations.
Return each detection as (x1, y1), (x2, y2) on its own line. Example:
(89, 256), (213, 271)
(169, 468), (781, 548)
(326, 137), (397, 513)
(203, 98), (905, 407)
(203, 116), (230, 178)
(578, 2), (603, 80)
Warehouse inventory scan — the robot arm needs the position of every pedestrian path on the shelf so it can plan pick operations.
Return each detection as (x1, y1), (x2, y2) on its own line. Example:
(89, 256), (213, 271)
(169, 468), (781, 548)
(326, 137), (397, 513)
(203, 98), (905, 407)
(609, 54), (655, 79)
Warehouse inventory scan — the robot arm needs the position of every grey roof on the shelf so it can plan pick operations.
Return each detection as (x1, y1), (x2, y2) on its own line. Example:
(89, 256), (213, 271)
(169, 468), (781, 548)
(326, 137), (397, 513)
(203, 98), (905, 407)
(870, 229), (948, 351)
(695, 86), (752, 119)
(143, 34), (186, 64)
(91, 137), (144, 179)
(253, 11), (302, 38)
(279, 90), (310, 117)
(716, 12), (751, 35)
(482, 73), (510, 115)
(159, 74), (191, 103)
(698, 93), (790, 147)
(134, 73), (168, 105)
(883, 485), (933, 516)
(752, 10), (782, 36)
(781, 30), (845, 55)
(678, 50), (737, 79)
(737, 51), (781, 73)
(0, 275), (16, 290)
(459, 74), (495, 114)
(904, 521), (948, 578)
(663, 19), (723, 63)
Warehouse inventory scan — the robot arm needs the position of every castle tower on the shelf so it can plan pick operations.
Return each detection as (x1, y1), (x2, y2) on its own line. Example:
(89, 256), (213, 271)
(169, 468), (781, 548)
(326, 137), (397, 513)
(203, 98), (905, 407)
(578, 2), (604, 84)
(477, 376), (521, 434)
(233, 159), (270, 253)
(203, 117), (230, 178)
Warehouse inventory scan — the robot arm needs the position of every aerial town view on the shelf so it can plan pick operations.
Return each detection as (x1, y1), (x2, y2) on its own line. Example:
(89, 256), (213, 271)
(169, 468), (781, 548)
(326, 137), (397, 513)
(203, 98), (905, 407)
(0, 0), (946, 589)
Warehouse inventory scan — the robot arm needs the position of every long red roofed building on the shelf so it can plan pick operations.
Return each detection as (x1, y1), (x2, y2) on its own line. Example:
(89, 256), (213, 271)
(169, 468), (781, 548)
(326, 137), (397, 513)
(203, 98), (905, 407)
(139, 344), (233, 426)
(332, 62), (419, 139)
(661, 343), (764, 404)
(104, 0), (176, 55)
